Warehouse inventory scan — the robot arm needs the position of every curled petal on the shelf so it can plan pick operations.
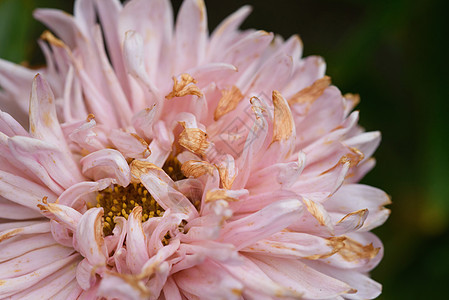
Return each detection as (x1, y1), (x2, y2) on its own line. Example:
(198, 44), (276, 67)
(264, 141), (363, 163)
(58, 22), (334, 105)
(75, 207), (107, 266)
(81, 149), (130, 186)
(76, 258), (97, 290)
(109, 129), (150, 159)
(126, 207), (149, 274)
(40, 203), (82, 231)
(137, 163), (197, 218)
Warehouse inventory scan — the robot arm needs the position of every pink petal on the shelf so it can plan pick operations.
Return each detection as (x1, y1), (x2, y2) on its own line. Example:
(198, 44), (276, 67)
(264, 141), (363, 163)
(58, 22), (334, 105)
(95, 0), (131, 100)
(0, 233), (56, 262)
(162, 277), (182, 300)
(67, 117), (107, 153)
(344, 131), (381, 164)
(75, 66), (120, 128)
(80, 149), (130, 186)
(0, 59), (36, 121)
(242, 232), (342, 260)
(11, 260), (78, 299)
(0, 169), (57, 210)
(148, 211), (186, 256)
(250, 254), (353, 299)
(0, 133), (40, 180)
(304, 260), (382, 299)
(333, 209), (369, 235)
(57, 178), (113, 209)
(175, 261), (243, 300)
(29, 72), (69, 151)
(0, 253), (79, 298)
(243, 54), (293, 95)
(233, 189), (298, 214)
(293, 161), (350, 202)
(0, 110), (28, 137)
(174, 0), (207, 73)
(0, 221), (50, 244)
(220, 30), (273, 75)
(246, 152), (305, 193)
(140, 168), (197, 218)
(75, 207), (107, 266)
(324, 232), (383, 272)
(131, 106), (157, 140)
(73, 0), (96, 39)
(295, 86), (346, 148)
(50, 220), (74, 247)
(43, 280), (82, 300)
(233, 98), (269, 189)
(283, 55), (326, 98)
(75, 258), (96, 290)
(223, 255), (301, 298)
(123, 30), (160, 100)
(107, 216), (127, 259)
(326, 184), (391, 231)
(42, 203), (82, 231)
(126, 207), (150, 274)
(33, 8), (78, 47)
(208, 5), (252, 58)
(119, 0), (173, 84)
(187, 63), (237, 89)
(346, 158), (376, 184)
(97, 271), (148, 300)
(0, 244), (74, 279)
(8, 136), (83, 192)
(220, 198), (303, 249)
(109, 129), (150, 159)
(0, 197), (42, 220)
(0, 220), (43, 232)
(92, 28), (133, 127)
(173, 241), (240, 273)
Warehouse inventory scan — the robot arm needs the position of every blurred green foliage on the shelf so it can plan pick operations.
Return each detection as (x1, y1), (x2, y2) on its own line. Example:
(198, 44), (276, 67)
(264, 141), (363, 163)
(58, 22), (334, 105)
(0, 0), (447, 298)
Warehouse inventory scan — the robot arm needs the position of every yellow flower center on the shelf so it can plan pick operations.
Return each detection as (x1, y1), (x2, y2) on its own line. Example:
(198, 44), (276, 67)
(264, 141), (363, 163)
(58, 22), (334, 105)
(91, 156), (186, 236)
(94, 183), (163, 236)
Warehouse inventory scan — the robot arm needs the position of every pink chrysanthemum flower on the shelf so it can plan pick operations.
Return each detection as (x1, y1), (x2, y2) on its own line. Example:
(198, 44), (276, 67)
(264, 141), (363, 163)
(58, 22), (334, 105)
(0, 0), (390, 299)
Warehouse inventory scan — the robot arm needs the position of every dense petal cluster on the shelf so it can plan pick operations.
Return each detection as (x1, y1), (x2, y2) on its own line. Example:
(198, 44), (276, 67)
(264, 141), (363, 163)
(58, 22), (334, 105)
(0, 0), (390, 299)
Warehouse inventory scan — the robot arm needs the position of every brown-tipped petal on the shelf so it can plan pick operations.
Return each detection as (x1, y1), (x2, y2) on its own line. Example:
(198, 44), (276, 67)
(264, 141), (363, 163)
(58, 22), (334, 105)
(216, 155), (237, 190)
(129, 160), (162, 184)
(288, 76), (331, 106)
(343, 93), (360, 114)
(303, 198), (333, 229)
(75, 208), (107, 266)
(165, 73), (203, 100)
(178, 125), (210, 157)
(126, 206), (149, 274)
(181, 160), (215, 178)
(272, 90), (294, 142)
(335, 209), (369, 234)
(214, 86), (244, 121)
(337, 236), (380, 263)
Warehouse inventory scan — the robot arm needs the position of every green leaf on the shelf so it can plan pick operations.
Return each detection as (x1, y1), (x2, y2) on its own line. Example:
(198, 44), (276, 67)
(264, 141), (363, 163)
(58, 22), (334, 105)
(0, 0), (33, 63)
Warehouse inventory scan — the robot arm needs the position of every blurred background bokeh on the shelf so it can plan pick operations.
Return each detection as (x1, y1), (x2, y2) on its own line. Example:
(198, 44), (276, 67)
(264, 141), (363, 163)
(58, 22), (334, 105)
(0, 0), (447, 298)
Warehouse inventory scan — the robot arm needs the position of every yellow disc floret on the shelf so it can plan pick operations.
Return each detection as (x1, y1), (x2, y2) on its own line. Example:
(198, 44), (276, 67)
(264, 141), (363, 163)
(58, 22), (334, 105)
(92, 183), (163, 236)
(90, 155), (186, 236)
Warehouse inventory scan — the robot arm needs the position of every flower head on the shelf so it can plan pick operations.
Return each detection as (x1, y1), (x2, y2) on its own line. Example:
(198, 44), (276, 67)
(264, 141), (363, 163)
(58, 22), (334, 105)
(0, 0), (390, 299)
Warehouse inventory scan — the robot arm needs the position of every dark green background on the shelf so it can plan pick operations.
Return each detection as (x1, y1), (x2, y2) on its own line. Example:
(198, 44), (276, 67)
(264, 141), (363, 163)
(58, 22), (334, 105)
(1, 0), (447, 298)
